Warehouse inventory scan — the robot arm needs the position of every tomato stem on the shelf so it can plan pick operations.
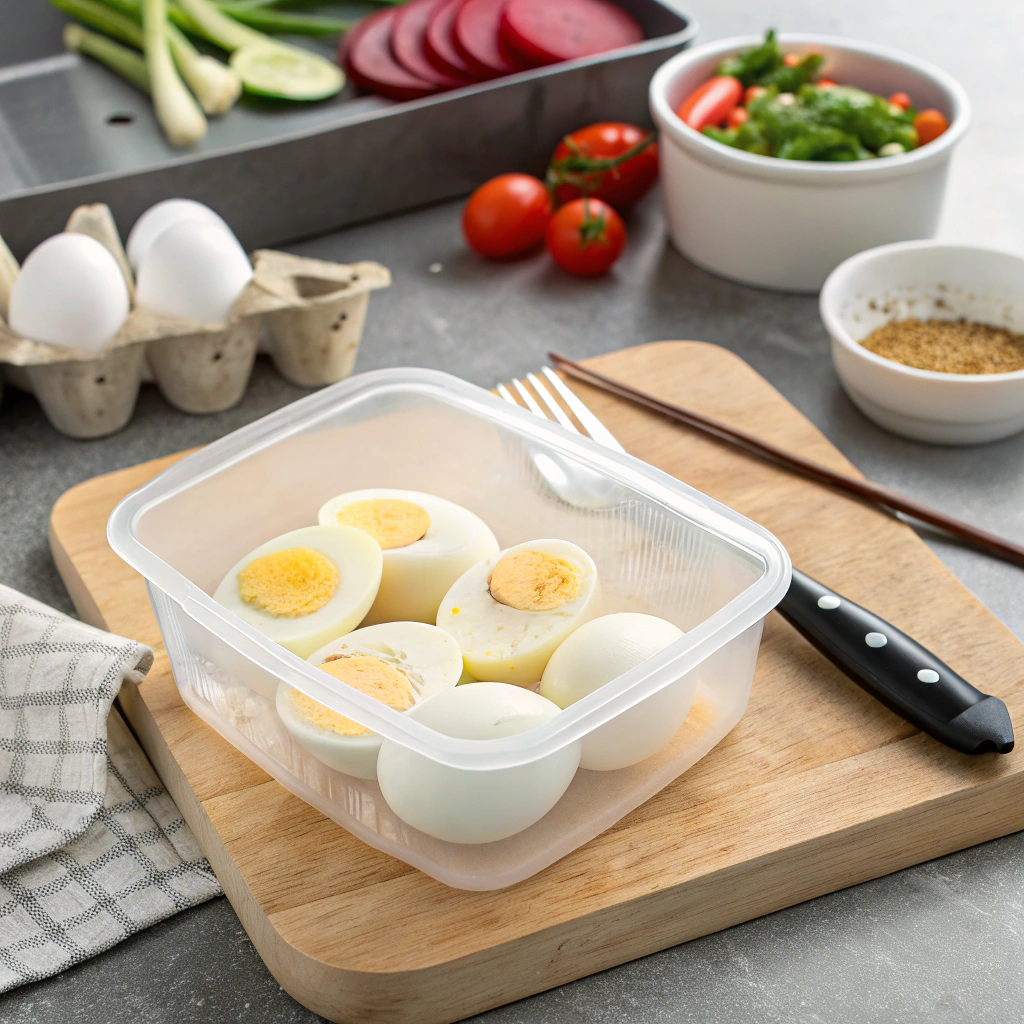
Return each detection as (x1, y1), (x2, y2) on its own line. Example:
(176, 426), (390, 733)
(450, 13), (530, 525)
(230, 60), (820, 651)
(545, 133), (655, 200)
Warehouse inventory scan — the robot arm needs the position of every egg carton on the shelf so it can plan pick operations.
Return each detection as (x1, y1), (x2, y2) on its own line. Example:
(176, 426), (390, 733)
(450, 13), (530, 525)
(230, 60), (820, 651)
(0, 211), (390, 439)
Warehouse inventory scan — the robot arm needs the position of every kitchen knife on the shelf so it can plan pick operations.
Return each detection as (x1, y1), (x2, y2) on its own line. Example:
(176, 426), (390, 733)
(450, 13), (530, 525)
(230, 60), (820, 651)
(777, 568), (1014, 755)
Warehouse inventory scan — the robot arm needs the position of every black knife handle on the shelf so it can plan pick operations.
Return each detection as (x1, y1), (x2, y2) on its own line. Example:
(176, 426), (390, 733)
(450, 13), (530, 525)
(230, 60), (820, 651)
(777, 568), (1014, 755)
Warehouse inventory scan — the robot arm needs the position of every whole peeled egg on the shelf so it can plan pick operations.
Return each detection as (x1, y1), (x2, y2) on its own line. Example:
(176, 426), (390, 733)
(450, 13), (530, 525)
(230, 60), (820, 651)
(135, 219), (253, 324)
(376, 682), (580, 844)
(540, 613), (692, 771)
(8, 233), (129, 352)
(125, 198), (231, 272)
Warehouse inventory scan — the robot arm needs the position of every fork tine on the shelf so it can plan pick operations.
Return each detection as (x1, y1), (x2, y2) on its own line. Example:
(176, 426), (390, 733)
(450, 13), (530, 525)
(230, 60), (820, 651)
(541, 367), (626, 453)
(526, 372), (579, 433)
(495, 382), (518, 406)
(511, 377), (546, 418)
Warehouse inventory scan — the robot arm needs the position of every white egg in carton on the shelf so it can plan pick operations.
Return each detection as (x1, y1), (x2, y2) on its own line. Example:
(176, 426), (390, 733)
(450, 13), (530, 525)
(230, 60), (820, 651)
(0, 202), (390, 439)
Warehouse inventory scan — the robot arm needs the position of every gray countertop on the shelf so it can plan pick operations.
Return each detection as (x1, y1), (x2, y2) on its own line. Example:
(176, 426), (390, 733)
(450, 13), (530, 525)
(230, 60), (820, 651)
(2, 0), (1023, 1020)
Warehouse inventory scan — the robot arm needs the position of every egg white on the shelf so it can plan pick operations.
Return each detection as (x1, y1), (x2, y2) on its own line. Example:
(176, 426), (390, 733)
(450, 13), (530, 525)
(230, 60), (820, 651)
(276, 621), (464, 780)
(436, 539), (601, 687)
(376, 682), (581, 844)
(318, 488), (499, 626)
(540, 613), (692, 770)
(213, 524), (382, 659)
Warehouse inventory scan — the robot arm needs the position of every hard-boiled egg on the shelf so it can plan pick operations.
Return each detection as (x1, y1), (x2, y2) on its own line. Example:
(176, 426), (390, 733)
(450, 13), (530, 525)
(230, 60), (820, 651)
(376, 682), (580, 844)
(318, 489), (499, 626)
(126, 198), (231, 272)
(277, 621), (464, 780)
(135, 220), (253, 324)
(540, 613), (692, 770)
(8, 233), (129, 352)
(213, 525), (382, 659)
(436, 539), (601, 686)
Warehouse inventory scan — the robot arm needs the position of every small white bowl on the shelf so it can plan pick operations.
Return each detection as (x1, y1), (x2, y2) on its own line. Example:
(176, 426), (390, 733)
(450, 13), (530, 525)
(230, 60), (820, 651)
(649, 35), (971, 292)
(820, 240), (1024, 444)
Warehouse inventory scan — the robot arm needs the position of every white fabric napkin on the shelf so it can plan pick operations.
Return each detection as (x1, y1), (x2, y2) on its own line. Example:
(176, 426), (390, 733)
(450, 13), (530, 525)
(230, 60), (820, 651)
(0, 585), (221, 992)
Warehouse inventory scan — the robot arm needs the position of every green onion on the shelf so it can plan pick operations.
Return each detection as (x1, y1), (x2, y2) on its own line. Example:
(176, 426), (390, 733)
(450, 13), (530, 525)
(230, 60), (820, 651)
(214, 3), (350, 37)
(143, 0), (207, 145)
(64, 22), (150, 93)
(51, 0), (241, 115)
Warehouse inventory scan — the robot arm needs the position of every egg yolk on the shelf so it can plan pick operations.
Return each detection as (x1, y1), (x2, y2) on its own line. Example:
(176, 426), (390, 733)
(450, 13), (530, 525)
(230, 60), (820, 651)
(488, 550), (582, 612)
(291, 655), (414, 736)
(237, 546), (339, 618)
(334, 499), (430, 550)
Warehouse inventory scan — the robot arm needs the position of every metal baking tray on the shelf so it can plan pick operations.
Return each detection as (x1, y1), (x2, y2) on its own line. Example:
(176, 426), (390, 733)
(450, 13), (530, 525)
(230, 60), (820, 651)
(0, 0), (696, 257)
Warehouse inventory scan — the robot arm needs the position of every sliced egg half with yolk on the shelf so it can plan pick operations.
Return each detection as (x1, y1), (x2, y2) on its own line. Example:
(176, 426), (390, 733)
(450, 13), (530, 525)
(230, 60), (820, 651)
(436, 539), (601, 687)
(276, 621), (463, 780)
(376, 682), (581, 843)
(213, 525), (382, 659)
(540, 612), (692, 771)
(318, 488), (499, 626)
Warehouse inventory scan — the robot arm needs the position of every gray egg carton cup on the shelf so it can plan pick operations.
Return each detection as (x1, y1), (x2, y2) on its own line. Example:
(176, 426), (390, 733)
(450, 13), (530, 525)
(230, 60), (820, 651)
(0, 207), (390, 439)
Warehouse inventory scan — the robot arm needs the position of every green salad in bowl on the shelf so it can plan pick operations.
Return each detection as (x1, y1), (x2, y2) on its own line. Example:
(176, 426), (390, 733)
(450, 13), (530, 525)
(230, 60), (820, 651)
(676, 30), (950, 161)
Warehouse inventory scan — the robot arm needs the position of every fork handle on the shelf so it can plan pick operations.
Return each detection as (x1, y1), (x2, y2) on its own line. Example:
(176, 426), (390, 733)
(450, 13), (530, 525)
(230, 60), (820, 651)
(777, 568), (1014, 755)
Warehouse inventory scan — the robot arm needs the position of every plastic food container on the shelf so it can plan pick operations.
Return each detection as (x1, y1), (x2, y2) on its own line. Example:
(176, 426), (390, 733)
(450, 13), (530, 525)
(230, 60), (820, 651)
(821, 240), (1024, 444)
(649, 34), (971, 293)
(108, 368), (790, 889)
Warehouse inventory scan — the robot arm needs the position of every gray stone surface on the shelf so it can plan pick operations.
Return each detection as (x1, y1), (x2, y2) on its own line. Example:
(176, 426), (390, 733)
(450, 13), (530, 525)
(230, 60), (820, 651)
(1, 0), (1023, 1020)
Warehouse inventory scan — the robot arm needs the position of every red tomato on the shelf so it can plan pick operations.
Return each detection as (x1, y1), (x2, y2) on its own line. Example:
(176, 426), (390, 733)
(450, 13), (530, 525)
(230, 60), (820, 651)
(545, 198), (626, 277)
(914, 108), (949, 146)
(745, 84), (767, 104)
(677, 75), (743, 130)
(817, 78), (837, 89)
(462, 174), (552, 259)
(726, 106), (748, 129)
(889, 91), (911, 110)
(783, 52), (801, 67)
(548, 122), (658, 211)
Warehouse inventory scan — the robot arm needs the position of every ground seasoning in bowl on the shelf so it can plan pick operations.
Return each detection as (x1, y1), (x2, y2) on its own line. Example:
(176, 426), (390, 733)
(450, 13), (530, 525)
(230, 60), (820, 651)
(860, 318), (1024, 374)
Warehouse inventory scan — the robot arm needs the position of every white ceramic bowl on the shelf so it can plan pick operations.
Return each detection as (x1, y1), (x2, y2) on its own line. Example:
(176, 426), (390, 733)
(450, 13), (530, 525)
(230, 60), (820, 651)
(649, 35), (971, 292)
(821, 241), (1024, 444)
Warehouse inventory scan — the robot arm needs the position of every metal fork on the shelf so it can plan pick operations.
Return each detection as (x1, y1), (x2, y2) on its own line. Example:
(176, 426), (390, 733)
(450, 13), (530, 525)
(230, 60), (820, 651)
(495, 367), (626, 510)
(495, 365), (1014, 756)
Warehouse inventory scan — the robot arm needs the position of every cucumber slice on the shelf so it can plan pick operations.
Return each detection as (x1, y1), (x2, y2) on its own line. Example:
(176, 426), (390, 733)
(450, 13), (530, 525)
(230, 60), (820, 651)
(230, 45), (344, 101)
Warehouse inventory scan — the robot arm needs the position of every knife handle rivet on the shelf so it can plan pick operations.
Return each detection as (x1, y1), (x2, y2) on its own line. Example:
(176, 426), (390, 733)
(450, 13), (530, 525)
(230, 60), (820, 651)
(817, 595), (840, 610)
(865, 632), (888, 648)
(917, 669), (940, 683)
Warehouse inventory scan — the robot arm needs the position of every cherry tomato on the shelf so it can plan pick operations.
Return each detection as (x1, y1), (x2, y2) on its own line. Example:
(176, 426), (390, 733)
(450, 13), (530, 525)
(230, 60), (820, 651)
(914, 108), (949, 146)
(548, 122), (658, 211)
(817, 78), (837, 89)
(783, 52), (801, 67)
(462, 174), (552, 259)
(726, 106), (748, 128)
(888, 91), (911, 110)
(545, 198), (626, 277)
(677, 75), (743, 131)
(745, 84), (767, 104)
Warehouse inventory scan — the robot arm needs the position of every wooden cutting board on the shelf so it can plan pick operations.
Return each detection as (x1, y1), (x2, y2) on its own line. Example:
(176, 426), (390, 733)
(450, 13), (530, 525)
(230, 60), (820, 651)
(50, 341), (1024, 1024)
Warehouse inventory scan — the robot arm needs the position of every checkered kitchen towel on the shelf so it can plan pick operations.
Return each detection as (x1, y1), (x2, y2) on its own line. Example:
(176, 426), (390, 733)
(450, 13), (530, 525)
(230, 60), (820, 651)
(0, 585), (221, 992)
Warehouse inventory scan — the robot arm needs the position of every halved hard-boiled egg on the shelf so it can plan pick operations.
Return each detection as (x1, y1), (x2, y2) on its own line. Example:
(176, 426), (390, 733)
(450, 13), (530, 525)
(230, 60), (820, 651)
(318, 488), (499, 626)
(376, 682), (581, 844)
(213, 525), (382, 659)
(436, 539), (601, 686)
(540, 613), (692, 770)
(276, 622), (463, 780)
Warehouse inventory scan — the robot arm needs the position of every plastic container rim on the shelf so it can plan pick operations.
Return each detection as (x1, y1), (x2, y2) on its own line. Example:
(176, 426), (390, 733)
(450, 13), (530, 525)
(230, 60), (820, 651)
(107, 367), (791, 771)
